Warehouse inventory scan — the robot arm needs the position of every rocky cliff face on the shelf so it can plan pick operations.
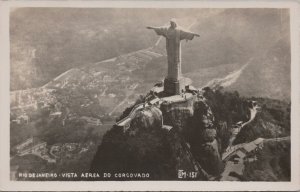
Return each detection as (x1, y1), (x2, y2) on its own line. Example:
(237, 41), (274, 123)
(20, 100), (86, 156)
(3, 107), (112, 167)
(129, 106), (163, 134)
(159, 94), (224, 176)
(90, 105), (209, 180)
(90, 87), (290, 180)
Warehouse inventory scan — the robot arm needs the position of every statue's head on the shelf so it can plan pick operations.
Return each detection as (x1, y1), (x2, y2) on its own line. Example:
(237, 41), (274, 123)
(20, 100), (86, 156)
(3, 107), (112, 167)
(170, 18), (177, 29)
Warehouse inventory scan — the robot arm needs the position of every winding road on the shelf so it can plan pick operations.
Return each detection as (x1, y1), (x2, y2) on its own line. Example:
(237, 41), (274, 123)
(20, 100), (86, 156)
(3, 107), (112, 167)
(225, 101), (260, 152)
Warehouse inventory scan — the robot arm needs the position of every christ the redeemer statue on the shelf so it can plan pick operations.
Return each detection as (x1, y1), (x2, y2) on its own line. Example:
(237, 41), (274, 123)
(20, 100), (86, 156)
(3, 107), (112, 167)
(147, 19), (200, 95)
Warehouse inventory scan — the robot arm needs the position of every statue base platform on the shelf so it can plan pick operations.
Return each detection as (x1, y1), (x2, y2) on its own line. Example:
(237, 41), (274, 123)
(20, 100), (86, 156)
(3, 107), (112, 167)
(164, 77), (189, 96)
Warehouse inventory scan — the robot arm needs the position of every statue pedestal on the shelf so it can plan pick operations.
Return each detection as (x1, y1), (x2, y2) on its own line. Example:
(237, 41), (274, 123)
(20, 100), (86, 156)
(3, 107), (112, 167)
(164, 78), (186, 96)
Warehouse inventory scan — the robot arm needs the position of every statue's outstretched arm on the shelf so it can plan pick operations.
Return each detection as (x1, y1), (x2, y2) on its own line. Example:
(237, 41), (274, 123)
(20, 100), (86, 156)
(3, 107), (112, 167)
(147, 26), (167, 37)
(146, 26), (161, 30)
(180, 30), (200, 40)
(193, 33), (200, 37)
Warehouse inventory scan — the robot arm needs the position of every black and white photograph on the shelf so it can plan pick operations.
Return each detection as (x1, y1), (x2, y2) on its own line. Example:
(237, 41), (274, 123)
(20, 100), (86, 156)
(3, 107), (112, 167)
(0, 0), (300, 191)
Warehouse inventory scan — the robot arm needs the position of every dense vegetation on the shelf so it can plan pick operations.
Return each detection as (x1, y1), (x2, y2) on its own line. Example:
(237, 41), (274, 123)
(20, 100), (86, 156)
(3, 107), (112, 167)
(243, 138), (290, 181)
(90, 108), (176, 180)
(90, 88), (291, 180)
(11, 9), (290, 101)
(233, 98), (290, 145)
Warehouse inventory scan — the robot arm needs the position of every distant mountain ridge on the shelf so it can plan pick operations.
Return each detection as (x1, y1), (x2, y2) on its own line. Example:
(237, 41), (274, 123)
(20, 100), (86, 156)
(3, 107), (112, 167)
(225, 35), (290, 101)
(11, 8), (290, 97)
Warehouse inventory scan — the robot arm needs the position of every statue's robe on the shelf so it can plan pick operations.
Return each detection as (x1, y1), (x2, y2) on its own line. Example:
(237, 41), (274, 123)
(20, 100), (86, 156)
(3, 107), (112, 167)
(153, 26), (196, 81)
